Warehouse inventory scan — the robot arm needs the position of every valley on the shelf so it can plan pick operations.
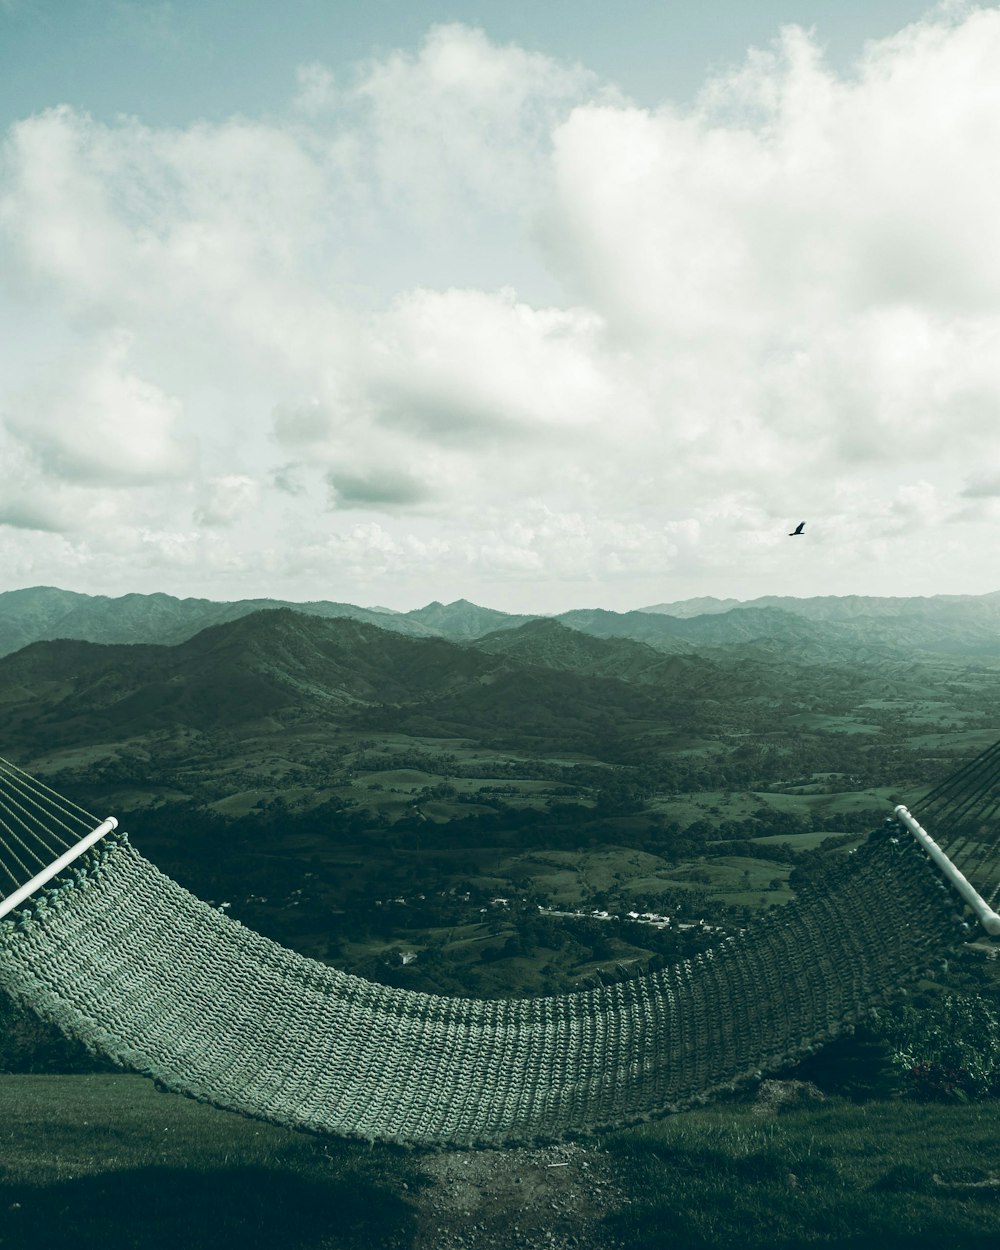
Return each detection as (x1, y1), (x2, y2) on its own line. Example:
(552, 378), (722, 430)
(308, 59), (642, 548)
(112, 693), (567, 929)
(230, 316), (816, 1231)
(3, 589), (1000, 1007)
(3, 587), (1000, 1250)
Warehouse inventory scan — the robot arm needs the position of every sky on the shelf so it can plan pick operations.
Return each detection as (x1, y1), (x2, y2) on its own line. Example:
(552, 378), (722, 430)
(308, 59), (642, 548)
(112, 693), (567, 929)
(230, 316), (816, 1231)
(2, 0), (1000, 613)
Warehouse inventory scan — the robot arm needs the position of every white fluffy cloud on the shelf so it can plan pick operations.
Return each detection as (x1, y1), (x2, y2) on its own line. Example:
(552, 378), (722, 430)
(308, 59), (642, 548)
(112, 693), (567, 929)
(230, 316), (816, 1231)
(352, 24), (600, 219)
(195, 475), (262, 527)
(2, 12), (1000, 608)
(4, 332), (193, 486)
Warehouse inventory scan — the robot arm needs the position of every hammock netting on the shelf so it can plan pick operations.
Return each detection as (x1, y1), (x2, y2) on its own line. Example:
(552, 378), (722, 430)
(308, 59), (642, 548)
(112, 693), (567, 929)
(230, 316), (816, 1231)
(913, 737), (1000, 910)
(0, 746), (997, 1148)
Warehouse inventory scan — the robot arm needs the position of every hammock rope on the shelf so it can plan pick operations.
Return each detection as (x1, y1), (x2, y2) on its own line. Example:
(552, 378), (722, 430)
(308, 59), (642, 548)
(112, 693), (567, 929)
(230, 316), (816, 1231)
(913, 741), (1000, 905)
(0, 744), (997, 1148)
(0, 757), (110, 918)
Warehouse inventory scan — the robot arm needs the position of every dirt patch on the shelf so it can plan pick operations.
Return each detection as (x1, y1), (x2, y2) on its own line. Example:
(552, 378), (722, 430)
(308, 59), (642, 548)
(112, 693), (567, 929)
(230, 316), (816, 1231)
(406, 1141), (630, 1250)
(751, 1079), (826, 1115)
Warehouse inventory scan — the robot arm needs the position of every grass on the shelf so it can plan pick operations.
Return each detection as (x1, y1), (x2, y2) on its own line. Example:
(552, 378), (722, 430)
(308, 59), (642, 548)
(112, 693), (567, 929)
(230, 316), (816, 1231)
(2, 1076), (998, 1249)
(751, 831), (863, 849)
(782, 714), (881, 735)
(602, 1099), (1000, 1250)
(0, 1075), (419, 1250)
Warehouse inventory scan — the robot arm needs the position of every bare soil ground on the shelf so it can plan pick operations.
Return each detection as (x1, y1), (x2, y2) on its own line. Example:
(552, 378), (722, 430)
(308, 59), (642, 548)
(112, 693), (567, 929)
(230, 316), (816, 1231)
(406, 1141), (630, 1250)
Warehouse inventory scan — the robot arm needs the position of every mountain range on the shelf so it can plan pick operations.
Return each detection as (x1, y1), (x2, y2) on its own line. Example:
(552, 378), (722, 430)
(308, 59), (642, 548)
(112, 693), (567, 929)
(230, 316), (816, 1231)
(4, 586), (1000, 930)
(0, 609), (744, 752)
(4, 592), (996, 783)
(3, 585), (1000, 661)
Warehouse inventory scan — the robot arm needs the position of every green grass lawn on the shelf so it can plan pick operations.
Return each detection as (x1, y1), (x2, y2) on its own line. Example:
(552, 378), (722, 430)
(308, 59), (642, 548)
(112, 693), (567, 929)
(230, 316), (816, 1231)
(2, 1075), (997, 1249)
(751, 831), (863, 850)
(0, 1075), (419, 1250)
(602, 1099), (1000, 1250)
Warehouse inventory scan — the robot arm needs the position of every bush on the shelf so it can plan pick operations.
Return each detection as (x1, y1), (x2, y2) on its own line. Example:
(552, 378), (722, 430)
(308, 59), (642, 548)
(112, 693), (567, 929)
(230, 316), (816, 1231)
(0, 989), (110, 1074)
(873, 994), (1000, 1101)
(795, 992), (1000, 1102)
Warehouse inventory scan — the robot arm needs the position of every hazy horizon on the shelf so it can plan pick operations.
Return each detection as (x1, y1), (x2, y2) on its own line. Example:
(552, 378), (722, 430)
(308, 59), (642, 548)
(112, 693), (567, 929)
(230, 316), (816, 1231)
(4, 579), (1000, 620)
(3, 2), (1000, 614)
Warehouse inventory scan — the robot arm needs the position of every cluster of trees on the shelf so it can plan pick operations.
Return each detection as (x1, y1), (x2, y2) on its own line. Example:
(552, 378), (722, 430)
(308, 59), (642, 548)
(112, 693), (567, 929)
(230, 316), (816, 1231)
(0, 991), (112, 1075)
(793, 990), (1000, 1103)
(788, 943), (1000, 1102)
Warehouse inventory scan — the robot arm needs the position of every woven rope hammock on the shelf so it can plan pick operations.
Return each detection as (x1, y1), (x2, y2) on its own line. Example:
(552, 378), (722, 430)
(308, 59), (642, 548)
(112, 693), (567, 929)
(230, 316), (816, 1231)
(1, 749), (998, 1147)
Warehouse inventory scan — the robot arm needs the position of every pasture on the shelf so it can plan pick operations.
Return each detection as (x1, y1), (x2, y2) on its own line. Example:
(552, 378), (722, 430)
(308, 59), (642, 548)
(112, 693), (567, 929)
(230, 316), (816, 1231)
(2, 1075), (997, 1249)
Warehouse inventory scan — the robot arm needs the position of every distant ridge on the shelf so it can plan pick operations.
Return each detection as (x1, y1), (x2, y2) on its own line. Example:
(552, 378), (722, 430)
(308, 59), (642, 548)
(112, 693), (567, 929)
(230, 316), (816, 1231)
(3, 585), (1000, 662)
(0, 586), (436, 658)
(644, 590), (1000, 621)
(402, 598), (535, 641)
(641, 591), (1000, 655)
(641, 596), (743, 618)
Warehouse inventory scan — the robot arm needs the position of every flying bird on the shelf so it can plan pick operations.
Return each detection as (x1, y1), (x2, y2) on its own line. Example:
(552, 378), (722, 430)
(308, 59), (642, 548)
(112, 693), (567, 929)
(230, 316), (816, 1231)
(789, 521), (806, 536)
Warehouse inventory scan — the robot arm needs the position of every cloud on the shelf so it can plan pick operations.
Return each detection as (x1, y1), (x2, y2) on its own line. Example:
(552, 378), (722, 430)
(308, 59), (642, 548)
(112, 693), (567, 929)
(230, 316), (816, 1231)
(194, 475), (261, 527)
(366, 287), (613, 442)
(352, 23), (600, 219)
(327, 468), (428, 509)
(3, 15), (1000, 604)
(272, 463), (306, 496)
(543, 17), (1000, 343)
(3, 332), (193, 486)
(294, 62), (337, 116)
(0, 496), (70, 534)
(961, 471), (1000, 499)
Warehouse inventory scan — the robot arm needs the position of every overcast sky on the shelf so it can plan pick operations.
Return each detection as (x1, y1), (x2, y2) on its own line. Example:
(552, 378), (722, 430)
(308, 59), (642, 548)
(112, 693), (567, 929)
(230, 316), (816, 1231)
(2, 0), (999, 612)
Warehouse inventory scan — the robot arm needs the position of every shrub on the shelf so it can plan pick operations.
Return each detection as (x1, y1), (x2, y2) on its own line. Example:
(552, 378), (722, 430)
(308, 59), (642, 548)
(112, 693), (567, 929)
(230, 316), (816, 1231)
(0, 989), (110, 1074)
(796, 993), (1000, 1102)
(873, 994), (1000, 1102)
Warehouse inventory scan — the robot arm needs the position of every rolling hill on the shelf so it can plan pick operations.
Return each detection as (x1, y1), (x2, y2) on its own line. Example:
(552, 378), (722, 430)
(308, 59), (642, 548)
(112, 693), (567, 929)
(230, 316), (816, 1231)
(644, 591), (1000, 655)
(6, 585), (1000, 663)
(0, 609), (794, 769)
(0, 586), (436, 658)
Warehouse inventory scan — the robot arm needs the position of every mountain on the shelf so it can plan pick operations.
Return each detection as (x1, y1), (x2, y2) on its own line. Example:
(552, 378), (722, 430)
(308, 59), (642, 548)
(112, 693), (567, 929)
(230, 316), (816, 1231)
(643, 592), (1000, 656)
(0, 610), (502, 742)
(641, 596), (744, 618)
(0, 608), (772, 761)
(4, 586), (1000, 667)
(5, 599), (997, 844)
(0, 586), (436, 658)
(402, 598), (536, 640)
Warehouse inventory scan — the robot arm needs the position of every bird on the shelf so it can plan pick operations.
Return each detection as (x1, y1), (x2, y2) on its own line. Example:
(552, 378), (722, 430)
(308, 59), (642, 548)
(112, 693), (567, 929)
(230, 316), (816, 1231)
(789, 521), (806, 536)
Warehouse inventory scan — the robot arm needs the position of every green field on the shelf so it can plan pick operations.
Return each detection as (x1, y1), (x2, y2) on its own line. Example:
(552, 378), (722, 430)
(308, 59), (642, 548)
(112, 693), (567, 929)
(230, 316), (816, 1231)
(1, 1075), (997, 1250)
(0, 1075), (419, 1250)
(603, 1097), (1000, 1249)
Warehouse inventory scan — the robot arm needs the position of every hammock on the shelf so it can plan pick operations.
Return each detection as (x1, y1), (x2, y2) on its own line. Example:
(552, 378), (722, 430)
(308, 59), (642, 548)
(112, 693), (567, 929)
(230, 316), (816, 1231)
(0, 750), (997, 1147)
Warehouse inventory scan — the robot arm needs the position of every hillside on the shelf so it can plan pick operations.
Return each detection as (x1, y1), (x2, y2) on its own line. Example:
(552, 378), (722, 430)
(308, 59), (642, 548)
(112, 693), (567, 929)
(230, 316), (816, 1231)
(4, 603), (996, 778)
(1, 610), (773, 768)
(0, 610), (501, 741)
(645, 590), (1000, 655)
(403, 598), (535, 640)
(4, 585), (1000, 661)
(3, 599), (1000, 1050)
(0, 586), (436, 658)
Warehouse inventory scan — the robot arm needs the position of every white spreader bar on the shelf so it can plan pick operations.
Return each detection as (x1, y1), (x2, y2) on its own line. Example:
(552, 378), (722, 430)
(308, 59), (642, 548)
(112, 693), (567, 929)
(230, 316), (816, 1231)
(894, 805), (1000, 937)
(0, 817), (118, 922)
